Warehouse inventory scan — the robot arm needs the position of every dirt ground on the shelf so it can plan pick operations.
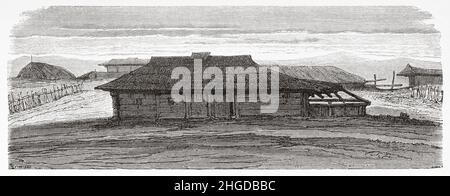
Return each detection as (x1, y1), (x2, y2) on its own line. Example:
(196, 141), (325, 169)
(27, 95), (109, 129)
(356, 90), (442, 123)
(9, 116), (441, 169)
(8, 82), (442, 169)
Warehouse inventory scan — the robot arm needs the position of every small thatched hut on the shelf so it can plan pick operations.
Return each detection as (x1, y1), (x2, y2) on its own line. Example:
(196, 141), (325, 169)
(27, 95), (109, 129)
(16, 62), (75, 80)
(96, 53), (370, 121)
(77, 71), (98, 80)
(397, 64), (442, 87)
(76, 71), (125, 80)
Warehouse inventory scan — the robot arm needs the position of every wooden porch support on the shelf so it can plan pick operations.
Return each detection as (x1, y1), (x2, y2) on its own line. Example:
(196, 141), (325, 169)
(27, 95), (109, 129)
(110, 91), (120, 121)
(154, 93), (159, 120)
(184, 102), (189, 119)
(334, 92), (345, 103)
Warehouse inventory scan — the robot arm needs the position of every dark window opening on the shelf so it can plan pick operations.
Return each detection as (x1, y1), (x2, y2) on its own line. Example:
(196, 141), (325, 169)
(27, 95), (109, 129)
(135, 98), (143, 105)
(168, 97), (175, 106)
(281, 93), (289, 104)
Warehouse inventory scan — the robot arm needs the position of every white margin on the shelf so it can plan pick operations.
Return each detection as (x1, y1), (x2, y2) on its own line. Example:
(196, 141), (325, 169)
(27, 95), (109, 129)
(0, 0), (449, 176)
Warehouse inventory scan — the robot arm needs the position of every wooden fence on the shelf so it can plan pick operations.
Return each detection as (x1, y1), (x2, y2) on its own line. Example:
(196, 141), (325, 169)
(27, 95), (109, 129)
(410, 85), (443, 102)
(8, 83), (83, 114)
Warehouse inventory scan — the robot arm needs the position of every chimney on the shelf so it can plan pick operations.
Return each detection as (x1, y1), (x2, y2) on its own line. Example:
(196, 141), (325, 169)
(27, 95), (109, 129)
(191, 52), (211, 61)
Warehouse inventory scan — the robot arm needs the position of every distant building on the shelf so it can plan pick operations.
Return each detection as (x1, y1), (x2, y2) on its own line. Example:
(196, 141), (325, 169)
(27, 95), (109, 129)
(76, 71), (124, 80)
(99, 58), (150, 74)
(397, 64), (442, 87)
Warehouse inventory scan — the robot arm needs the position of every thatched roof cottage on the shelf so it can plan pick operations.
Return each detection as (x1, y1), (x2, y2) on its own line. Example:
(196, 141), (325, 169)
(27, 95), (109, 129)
(96, 53), (370, 121)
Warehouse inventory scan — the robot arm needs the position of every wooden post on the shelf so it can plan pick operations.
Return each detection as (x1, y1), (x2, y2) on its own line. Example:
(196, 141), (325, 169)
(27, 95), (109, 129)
(42, 89), (46, 103)
(10, 94), (15, 113)
(206, 102), (210, 118)
(55, 86), (59, 100)
(29, 92), (34, 108)
(36, 92), (41, 106)
(391, 71), (396, 90)
(63, 84), (67, 96)
(229, 102), (233, 119)
(111, 91), (120, 121)
(234, 91), (239, 119)
(24, 93), (29, 110)
(184, 102), (188, 119)
(373, 74), (377, 87)
(8, 94), (13, 114)
(154, 93), (159, 120)
(19, 92), (23, 111)
(9, 94), (13, 113)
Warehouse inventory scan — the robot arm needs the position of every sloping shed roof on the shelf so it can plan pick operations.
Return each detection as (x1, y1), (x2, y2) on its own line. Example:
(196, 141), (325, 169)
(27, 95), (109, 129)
(268, 65), (366, 84)
(96, 55), (343, 94)
(17, 62), (76, 80)
(397, 64), (442, 76)
(99, 58), (150, 66)
(77, 71), (98, 79)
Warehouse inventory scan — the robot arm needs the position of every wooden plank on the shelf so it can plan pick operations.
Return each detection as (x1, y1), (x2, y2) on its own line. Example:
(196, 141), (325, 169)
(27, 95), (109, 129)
(365, 78), (387, 83)
(308, 99), (365, 103)
(375, 84), (403, 87)
(334, 92), (344, 100)
(341, 89), (371, 104)
(391, 71), (396, 90)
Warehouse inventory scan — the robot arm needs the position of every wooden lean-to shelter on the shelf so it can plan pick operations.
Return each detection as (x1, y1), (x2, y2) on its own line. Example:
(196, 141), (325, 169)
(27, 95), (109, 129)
(95, 53), (370, 121)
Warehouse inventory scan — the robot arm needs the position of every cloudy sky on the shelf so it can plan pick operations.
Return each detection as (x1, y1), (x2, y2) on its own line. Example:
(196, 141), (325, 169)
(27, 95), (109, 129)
(9, 6), (440, 65)
(12, 6), (437, 37)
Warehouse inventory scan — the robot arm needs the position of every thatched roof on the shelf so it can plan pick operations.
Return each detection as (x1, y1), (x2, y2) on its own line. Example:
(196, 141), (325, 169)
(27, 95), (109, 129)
(99, 58), (150, 66)
(397, 64), (442, 76)
(275, 65), (366, 84)
(77, 71), (125, 80)
(16, 62), (76, 80)
(77, 71), (98, 80)
(96, 55), (343, 94)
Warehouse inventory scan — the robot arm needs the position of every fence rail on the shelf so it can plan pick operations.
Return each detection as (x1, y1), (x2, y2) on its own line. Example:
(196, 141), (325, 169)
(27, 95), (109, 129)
(8, 83), (83, 114)
(409, 85), (443, 102)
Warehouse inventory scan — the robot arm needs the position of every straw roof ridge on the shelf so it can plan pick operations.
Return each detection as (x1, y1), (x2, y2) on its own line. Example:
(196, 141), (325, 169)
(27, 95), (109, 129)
(397, 64), (442, 76)
(263, 64), (365, 84)
(99, 58), (150, 66)
(16, 62), (76, 80)
(96, 55), (343, 93)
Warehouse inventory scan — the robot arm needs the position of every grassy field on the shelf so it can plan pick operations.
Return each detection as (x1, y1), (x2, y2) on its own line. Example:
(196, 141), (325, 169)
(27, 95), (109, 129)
(8, 81), (442, 169)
